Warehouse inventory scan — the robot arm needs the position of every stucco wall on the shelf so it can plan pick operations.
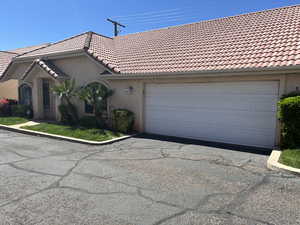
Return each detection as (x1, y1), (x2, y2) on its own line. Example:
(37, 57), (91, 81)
(0, 79), (18, 99)
(52, 55), (107, 116)
(286, 74), (300, 93)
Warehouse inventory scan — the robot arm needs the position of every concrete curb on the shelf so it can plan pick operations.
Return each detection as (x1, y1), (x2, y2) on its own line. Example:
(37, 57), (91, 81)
(267, 150), (300, 175)
(0, 124), (137, 145)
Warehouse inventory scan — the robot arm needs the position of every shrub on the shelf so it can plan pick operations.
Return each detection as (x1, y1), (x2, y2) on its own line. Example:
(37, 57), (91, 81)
(11, 105), (33, 118)
(112, 109), (134, 133)
(278, 96), (300, 148)
(79, 116), (99, 128)
(58, 104), (75, 125)
(0, 99), (11, 116)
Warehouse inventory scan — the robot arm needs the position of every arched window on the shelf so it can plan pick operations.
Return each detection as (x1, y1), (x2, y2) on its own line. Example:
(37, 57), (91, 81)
(19, 84), (32, 106)
(83, 82), (109, 115)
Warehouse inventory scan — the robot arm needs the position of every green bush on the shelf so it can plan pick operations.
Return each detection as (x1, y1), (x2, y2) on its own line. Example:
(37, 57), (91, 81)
(58, 104), (76, 125)
(112, 109), (134, 133)
(0, 100), (10, 116)
(278, 96), (300, 148)
(79, 116), (99, 128)
(11, 105), (32, 118)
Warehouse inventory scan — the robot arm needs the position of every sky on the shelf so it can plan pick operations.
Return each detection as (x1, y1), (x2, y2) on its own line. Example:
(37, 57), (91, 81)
(0, 0), (299, 50)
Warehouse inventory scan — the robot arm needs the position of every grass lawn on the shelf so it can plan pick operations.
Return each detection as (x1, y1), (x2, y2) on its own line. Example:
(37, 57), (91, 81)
(22, 123), (123, 142)
(0, 117), (29, 125)
(279, 149), (300, 169)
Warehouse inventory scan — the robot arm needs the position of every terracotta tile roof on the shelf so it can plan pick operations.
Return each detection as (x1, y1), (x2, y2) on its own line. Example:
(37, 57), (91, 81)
(9, 43), (50, 55)
(18, 33), (89, 58)
(3, 4), (300, 76)
(113, 4), (300, 74)
(22, 59), (68, 80)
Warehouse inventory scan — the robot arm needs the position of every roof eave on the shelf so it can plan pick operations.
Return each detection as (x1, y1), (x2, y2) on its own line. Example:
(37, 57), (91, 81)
(100, 65), (300, 80)
(13, 49), (86, 63)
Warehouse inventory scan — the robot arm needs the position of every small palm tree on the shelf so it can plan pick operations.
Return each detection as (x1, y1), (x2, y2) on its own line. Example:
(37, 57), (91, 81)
(77, 82), (113, 127)
(52, 79), (79, 123)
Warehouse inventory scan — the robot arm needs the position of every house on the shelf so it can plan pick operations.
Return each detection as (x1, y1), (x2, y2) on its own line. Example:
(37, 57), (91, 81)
(1, 5), (300, 149)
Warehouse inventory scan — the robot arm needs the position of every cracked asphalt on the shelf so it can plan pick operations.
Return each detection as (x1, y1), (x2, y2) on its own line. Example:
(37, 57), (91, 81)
(0, 130), (299, 225)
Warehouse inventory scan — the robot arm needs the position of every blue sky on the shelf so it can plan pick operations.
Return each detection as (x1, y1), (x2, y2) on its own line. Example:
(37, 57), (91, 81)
(1, 0), (299, 50)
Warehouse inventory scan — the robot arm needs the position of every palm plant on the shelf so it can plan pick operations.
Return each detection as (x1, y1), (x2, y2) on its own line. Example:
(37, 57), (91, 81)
(52, 79), (79, 124)
(77, 82), (113, 127)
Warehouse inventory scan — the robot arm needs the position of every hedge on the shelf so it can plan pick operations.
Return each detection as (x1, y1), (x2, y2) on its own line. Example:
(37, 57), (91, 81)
(112, 109), (134, 133)
(278, 96), (300, 148)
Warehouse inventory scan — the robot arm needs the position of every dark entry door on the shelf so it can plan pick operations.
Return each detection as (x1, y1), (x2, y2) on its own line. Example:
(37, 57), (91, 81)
(42, 79), (52, 119)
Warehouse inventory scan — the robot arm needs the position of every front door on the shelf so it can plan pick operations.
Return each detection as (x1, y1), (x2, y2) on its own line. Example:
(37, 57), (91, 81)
(42, 79), (55, 120)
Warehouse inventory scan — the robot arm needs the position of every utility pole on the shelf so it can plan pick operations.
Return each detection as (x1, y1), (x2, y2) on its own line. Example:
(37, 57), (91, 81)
(107, 18), (126, 36)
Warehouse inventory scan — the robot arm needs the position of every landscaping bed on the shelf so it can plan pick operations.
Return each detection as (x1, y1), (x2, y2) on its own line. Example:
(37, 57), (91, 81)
(0, 117), (29, 125)
(22, 123), (123, 142)
(279, 149), (300, 169)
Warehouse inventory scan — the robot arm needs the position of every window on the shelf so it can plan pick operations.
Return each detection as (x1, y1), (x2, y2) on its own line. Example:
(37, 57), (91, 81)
(85, 101), (94, 114)
(83, 82), (108, 115)
(19, 84), (32, 106)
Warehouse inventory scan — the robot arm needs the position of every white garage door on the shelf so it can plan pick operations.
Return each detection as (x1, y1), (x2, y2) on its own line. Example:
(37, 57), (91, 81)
(145, 81), (279, 148)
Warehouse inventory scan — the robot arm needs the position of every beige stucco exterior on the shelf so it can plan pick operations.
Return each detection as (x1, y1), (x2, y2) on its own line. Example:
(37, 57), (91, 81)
(104, 73), (300, 147)
(0, 79), (18, 99)
(3, 52), (300, 148)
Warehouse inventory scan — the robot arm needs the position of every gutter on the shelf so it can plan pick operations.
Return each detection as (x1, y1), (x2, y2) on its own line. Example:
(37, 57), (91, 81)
(99, 65), (300, 80)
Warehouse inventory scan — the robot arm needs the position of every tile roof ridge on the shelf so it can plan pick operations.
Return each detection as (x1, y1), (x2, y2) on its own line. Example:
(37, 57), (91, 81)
(16, 43), (52, 57)
(9, 43), (51, 53)
(22, 58), (68, 80)
(117, 4), (300, 38)
(84, 31), (93, 49)
(16, 31), (91, 58)
(89, 31), (113, 40)
(85, 49), (120, 73)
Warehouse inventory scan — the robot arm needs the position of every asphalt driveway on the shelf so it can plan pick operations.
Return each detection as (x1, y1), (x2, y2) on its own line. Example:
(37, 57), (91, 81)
(0, 130), (299, 225)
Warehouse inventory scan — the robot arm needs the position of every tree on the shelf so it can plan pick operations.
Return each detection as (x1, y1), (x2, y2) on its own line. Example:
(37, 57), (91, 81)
(77, 82), (113, 127)
(52, 79), (79, 124)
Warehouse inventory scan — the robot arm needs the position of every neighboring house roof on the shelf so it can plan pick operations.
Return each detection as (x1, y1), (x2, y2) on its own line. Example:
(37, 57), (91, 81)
(1, 4), (300, 78)
(21, 59), (68, 81)
(0, 51), (17, 78)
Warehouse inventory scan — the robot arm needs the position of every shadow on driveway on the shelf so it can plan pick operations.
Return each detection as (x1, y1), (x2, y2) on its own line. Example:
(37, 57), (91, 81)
(135, 133), (272, 156)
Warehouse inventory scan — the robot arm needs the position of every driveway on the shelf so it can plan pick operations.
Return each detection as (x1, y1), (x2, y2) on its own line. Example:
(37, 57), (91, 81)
(0, 130), (299, 225)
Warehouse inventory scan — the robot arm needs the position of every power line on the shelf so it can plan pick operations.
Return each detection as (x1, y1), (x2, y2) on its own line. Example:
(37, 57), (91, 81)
(116, 11), (201, 22)
(120, 13), (201, 24)
(112, 7), (189, 19)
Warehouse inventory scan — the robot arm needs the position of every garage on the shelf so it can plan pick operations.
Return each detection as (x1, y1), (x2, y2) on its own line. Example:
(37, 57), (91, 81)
(144, 81), (279, 148)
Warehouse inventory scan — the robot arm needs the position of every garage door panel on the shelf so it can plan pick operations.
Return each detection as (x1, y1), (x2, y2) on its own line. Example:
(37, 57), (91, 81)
(145, 120), (275, 147)
(146, 82), (278, 95)
(145, 81), (278, 148)
(146, 113), (276, 134)
(146, 107), (276, 129)
(146, 95), (277, 112)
